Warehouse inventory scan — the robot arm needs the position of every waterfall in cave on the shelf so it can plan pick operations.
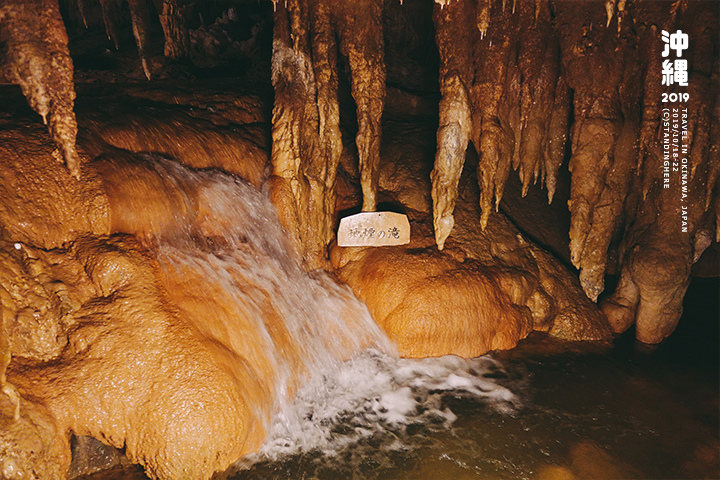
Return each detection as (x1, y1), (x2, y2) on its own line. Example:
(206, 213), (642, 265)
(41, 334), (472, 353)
(94, 154), (524, 477)
(126, 155), (396, 410)
(1, 0), (718, 478)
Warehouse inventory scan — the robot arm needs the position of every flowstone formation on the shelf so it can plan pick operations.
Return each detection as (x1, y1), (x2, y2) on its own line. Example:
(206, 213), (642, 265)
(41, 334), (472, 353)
(0, 0), (718, 478)
(0, 99), (386, 480)
(0, 115), (268, 480)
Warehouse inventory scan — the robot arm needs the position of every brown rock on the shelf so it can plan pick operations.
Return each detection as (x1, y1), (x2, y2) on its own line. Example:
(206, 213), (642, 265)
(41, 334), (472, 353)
(0, 122), (110, 249)
(332, 243), (533, 358)
(6, 235), (268, 480)
(0, 393), (70, 480)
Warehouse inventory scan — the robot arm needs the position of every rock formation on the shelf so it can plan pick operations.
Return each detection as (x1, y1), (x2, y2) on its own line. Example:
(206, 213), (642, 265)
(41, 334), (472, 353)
(333, 119), (610, 358)
(1, 1), (714, 343)
(0, 0), (81, 178)
(270, 0), (386, 268)
(0, 0), (718, 478)
(0, 104), (387, 479)
(427, 0), (718, 343)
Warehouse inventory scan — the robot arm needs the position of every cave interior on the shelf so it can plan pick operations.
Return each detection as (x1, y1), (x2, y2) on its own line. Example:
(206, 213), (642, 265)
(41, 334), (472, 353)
(0, 0), (718, 479)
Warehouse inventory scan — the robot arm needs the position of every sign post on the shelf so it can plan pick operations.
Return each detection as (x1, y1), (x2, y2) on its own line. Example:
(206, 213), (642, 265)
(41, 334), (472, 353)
(337, 212), (410, 247)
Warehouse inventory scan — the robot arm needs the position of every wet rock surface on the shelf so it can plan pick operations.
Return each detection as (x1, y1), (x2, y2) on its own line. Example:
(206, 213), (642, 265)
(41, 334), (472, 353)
(333, 119), (611, 358)
(0, 0), (717, 478)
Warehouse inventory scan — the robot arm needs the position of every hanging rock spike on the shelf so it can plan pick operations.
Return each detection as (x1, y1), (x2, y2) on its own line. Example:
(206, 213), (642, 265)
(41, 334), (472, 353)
(605, 0), (615, 27)
(477, 0), (491, 39)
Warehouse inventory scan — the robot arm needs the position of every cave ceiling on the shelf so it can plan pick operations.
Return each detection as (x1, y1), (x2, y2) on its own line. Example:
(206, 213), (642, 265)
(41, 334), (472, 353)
(0, 0), (718, 344)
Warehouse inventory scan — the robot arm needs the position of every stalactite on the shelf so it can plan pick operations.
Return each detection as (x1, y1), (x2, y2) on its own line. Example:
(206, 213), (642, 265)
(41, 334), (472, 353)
(544, 75), (570, 204)
(604, 0), (615, 28)
(0, 0), (82, 179)
(99, 0), (121, 50)
(431, 0), (473, 250)
(476, 0), (491, 39)
(431, 0), (565, 243)
(270, 0), (322, 267)
(160, 0), (190, 60)
(76, 0), (89, 28)
(556, 0), (642, 301)
(270, 0), (384, 266)
(515, 0), (557, 198)
(335, 0), (385, 213)
(601, 1), (718, 343)
(471, 3), (514, 231)
(127, 0), (152, 80)
(309, 0), (342, 241)
(428, 0), (714, 343)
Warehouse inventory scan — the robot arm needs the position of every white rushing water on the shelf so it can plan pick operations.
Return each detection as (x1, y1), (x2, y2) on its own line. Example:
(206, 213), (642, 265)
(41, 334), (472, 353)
(242, 350), (519, 465)
(129, 155), (519, 473)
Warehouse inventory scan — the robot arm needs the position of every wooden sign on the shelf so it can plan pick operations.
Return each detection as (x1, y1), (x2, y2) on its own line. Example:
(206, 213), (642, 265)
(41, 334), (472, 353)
(337, 212), (410, 247)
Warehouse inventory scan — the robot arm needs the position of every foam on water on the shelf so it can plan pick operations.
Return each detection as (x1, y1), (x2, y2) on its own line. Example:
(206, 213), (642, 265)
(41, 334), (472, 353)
(231, 348), (519, 470)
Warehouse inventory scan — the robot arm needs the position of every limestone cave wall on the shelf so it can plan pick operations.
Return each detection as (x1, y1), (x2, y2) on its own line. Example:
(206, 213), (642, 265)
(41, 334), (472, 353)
(0, 0), (718, 365)
(0, 1), (718, 479)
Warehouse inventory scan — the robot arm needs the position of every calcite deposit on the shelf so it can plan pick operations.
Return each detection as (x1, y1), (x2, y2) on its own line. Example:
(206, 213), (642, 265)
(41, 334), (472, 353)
(0, 109), (384, 480)
(428, 0), (717, 344)
(269, 0), (386, 268)
(2, 0), (715, 342)
(4, 235), (270, 480)
(0, 0), (81, 178)
(333, 119), (610, 358)
(0, 0), (717, 478)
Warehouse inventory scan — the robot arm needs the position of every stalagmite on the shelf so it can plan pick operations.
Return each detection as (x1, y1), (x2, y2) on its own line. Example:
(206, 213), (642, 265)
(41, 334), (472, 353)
(0, 0), (82, 179)
(160, 0), (190, 59)
(127, 0), (153, 79)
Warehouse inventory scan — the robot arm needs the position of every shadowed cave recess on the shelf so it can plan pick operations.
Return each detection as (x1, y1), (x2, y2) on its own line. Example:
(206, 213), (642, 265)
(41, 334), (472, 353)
(0, 0), (718, 479)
